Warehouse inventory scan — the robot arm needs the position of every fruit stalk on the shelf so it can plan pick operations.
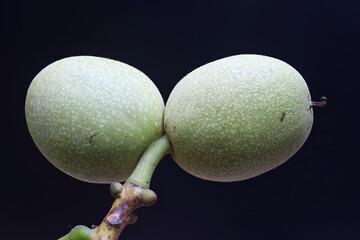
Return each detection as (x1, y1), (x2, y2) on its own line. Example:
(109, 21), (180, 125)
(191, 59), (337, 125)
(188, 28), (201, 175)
(58, 135), (172, 240)
(128, 135), (173, 188)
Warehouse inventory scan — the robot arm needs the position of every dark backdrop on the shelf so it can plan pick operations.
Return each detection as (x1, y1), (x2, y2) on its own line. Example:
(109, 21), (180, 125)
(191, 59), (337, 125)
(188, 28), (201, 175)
(4, 0), (359, 239)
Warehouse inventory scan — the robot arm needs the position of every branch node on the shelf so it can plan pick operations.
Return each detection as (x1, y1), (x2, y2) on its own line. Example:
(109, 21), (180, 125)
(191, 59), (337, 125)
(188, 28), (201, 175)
(139, 189), (157, 206)
(129, 213), (138, 224)
(106, 214), (122, 225)
(110, 182), (123, 197)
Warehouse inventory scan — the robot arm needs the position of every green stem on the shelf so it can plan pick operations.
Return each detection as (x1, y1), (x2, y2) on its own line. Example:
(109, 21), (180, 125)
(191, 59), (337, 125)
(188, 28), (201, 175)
(58, 234), (69, 240)
(127, 134), (172, 188)
(58, 225), (91, 240)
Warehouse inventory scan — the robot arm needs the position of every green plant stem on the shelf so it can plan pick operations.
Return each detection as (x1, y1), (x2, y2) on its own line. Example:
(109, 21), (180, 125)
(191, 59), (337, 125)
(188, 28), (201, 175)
(128, 134), (172, 188)
(58, 134), (172, 240)
(58, 234), (69, 240)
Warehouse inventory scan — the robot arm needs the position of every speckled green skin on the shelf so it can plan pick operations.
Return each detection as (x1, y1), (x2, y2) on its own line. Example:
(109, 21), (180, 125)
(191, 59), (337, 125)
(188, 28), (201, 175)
(25, 56), (164, 183)
(164, 54), (313, 182)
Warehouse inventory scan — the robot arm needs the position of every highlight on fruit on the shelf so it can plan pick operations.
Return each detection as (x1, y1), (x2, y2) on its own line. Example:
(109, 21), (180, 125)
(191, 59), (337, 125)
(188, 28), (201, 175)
(25, 54), (326, 240)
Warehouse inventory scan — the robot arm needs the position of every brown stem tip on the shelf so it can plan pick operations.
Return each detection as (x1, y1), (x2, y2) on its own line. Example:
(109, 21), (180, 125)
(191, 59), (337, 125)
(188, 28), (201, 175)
(310, 96), (327, 109)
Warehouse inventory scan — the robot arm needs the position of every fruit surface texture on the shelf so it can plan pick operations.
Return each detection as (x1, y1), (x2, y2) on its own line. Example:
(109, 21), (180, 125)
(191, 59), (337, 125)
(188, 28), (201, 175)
(164, 54), (313, 182)
(25, 56), (164, 183)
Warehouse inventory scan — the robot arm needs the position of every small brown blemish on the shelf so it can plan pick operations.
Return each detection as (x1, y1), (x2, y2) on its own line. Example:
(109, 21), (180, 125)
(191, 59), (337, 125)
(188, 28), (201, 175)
(88, 133), (97, 144)
(173, 126), (176, 132)
(236, 128), (240, 134)
(280, 111), (286, 122)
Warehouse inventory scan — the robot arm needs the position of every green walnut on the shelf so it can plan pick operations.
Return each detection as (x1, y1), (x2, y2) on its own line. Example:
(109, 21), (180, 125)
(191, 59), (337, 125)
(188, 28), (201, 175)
(25, 56), (164, 183)
(164, 54), (314, 182)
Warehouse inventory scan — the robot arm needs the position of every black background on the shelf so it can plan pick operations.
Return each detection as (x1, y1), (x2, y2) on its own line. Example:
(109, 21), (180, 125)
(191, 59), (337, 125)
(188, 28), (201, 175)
(4, 0), (359, 239)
